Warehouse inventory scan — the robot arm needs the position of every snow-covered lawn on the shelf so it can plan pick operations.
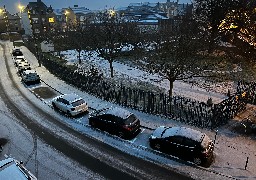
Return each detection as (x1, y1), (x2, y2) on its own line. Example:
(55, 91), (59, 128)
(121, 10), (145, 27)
(58, 49), (232, 104)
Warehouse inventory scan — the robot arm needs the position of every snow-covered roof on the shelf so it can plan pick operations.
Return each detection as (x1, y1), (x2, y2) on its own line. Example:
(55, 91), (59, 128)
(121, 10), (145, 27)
(154, 13), (168, 19)
(129, 2), (157, 7)
(53, 9), (63, 15)
(61, 94), (82, 102)
(105, 107), (133, 119)
(162, 126), (205, 142)
(138, 19), (158, 23)
(71, 7), (91, 14)
(23, 69), (37, 75)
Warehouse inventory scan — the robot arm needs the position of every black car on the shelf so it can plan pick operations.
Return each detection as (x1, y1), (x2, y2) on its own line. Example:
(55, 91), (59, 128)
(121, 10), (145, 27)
(89, 107), (141, 139)
(12, 49), (23, 56)
(149, 126), (214, 167)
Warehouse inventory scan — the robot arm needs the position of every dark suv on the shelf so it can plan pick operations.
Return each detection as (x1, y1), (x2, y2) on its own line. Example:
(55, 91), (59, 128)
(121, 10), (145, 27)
(89, 107), (141, 139)
(149, 126), (214, 167)
(12, 49), (23, 56)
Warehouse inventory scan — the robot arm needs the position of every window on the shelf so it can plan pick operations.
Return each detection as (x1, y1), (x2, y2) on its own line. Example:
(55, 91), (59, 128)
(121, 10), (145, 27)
(168, 136), (183, 144)
(72, 99), (85, 107)
(63, 99), (70, 105)
(124, 114), (136, 125)
(183, 138), (196, 148)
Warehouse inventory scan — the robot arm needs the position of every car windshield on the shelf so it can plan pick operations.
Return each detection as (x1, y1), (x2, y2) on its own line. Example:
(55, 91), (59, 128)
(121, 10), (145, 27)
(72, 99), (85, 107)
(124, 114), (137, 125)
(201, 135), (211, 149)
(13, 51), (23, 56)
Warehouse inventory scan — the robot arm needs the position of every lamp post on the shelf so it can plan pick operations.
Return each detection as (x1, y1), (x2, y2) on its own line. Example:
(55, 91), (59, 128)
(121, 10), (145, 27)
(64, 10), (69, 31)
(18, 4), (25, 34)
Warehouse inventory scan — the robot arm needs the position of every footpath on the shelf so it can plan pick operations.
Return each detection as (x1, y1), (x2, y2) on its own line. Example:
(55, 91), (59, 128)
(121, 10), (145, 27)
(8, 42), (256, 180)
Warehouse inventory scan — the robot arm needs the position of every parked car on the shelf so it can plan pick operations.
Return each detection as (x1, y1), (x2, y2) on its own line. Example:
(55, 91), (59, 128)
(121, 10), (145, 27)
(0, 158), (37, 179)
(21, 70), (40, 84)
(17, 62), (31, 74)
(52, 93), (88, 116)
(149, 126), (214, 167)
(89, 107), (141, 139)
(14, 57), (28, 67)
(12, 49), (23, 56)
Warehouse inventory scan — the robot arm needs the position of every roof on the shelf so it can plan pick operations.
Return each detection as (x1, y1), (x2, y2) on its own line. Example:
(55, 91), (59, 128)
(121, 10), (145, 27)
(23, 70), (37, 74)
(62, 94), (82, 102)
(53, 9), (63, 15)
(28, 1), (47, 10)
(129, 2), (158, 7)
(104, 107), (133, 119)
(162, 126), (205, 142)
(71, 7), (91, 15)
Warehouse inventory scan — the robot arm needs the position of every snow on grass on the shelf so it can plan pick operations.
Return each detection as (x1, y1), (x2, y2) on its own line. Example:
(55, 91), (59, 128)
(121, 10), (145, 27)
(58, 49), (229, 104)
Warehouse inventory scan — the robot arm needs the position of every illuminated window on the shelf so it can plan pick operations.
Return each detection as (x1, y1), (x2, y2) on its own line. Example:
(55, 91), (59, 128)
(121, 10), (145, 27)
(49, 17), (54, 23)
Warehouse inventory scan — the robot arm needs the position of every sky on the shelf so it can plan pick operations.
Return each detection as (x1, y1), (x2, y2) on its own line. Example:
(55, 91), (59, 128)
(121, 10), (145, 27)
(0, 0), (192, 14)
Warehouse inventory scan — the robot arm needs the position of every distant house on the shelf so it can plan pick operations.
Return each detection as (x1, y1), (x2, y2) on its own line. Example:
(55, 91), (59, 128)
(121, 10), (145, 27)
(24, 0), (57, 37)
(116, 0), (192, 32)
(70, 6), (94, 25)
(0, 7), (22, 40)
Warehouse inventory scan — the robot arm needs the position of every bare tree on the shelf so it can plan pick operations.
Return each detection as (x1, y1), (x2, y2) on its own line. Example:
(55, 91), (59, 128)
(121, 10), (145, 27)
(91, 10), (138, 77)
(146, 16), (203, 96)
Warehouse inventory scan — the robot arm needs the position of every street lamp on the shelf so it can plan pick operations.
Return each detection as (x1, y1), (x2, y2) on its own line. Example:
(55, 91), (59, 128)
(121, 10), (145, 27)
(64, 10), (69, 31)
(18, 4), (25, 31)
(18, 4), (25, 14)
(108, 9), (116, 18)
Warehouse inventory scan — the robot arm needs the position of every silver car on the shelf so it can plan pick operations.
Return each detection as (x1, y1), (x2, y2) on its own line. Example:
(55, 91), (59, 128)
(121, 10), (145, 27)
(52, 93), (88, 116)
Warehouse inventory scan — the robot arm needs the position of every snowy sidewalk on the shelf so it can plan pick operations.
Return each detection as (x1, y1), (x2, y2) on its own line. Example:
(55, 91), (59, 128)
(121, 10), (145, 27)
(10, 43), (256, 180)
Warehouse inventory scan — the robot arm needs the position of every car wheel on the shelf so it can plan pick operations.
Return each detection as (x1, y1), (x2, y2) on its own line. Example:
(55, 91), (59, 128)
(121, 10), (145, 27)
(89, 120), (95, 127)
(67, 111), (72, 117)
(154, 143), (161, 150)
(52, 102), (57, 109)
(193, 157), (202, 165)
(118, 132), (124, 138)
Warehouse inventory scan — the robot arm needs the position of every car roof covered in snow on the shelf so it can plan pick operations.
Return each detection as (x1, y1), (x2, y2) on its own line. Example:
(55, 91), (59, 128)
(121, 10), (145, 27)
(162, 126), (205, 142)
(61, 93), (83, 102)
(23, 69), (37, 74)
(104, 107), (133, 119)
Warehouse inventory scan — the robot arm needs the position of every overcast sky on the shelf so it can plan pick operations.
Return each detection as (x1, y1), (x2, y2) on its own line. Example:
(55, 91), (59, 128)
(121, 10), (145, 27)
(1, 0), (192, 14)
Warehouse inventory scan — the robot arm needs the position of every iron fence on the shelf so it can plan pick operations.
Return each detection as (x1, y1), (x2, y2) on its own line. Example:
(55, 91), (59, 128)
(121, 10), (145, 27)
(25, 43), (248, 129)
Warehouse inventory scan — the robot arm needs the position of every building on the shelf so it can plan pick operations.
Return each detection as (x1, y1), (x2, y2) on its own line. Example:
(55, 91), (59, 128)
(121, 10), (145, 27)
(116, 0), (192, 32)
(25, 0), (56, 38)
(0, 7), (22, 40)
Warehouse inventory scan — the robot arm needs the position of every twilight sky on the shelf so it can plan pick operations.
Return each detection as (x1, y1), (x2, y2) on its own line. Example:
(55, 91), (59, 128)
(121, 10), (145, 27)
(0, 0), (192, 14)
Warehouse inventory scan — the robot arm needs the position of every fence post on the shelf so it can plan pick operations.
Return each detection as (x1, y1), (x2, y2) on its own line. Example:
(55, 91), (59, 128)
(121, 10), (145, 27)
(214, 130), (218, 144)
(245, 157), (249, 170)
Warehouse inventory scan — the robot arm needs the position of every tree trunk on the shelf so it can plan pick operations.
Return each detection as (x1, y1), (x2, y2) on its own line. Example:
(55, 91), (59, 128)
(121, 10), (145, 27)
(78, 50), (81, 64)
(169, 80), (174, 97)
(110, 60), (114, 78)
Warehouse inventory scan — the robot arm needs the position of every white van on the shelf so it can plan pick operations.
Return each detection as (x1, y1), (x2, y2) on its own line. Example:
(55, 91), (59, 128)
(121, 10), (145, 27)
(21, 69), (40, 84)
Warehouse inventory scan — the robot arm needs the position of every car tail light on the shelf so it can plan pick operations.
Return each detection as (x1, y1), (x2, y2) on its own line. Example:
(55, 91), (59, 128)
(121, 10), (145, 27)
(123, 125), (132, 131)
(202, 150), (209, 157)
